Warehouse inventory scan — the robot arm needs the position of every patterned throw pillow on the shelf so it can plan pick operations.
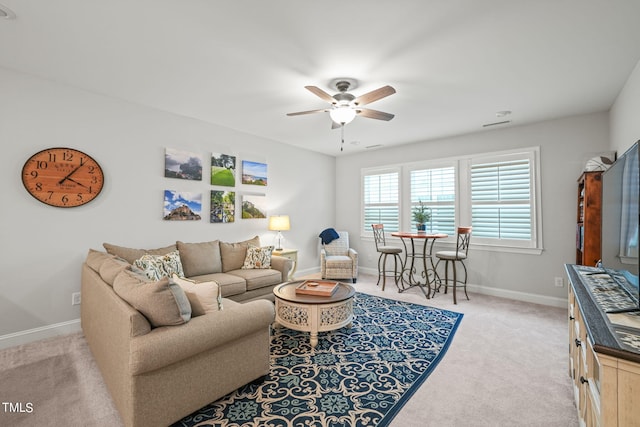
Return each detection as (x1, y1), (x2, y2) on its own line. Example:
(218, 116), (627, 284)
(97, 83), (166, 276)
(242, 245), (274, 269)
(133, 251), (185, 280)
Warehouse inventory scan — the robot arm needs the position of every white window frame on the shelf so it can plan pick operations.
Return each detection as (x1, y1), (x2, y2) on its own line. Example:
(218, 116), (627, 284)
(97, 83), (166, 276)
(360, 147), (543, 254)
(361, 167), (401, 235)
(461, 147), (542, 253)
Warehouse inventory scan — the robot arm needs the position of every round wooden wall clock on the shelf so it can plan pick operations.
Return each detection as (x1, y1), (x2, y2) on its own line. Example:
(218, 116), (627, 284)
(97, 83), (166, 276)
(21, 147), (105, 208)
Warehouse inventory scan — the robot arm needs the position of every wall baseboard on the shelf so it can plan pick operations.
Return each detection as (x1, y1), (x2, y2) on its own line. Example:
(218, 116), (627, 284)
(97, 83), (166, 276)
(0, 319), (81, 350)
(358, 267), (567, 308)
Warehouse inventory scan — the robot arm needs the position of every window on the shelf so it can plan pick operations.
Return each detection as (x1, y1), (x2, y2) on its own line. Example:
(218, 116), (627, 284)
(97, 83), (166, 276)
(362, 169), (399, 233)
(361, 147), (541, 253)
(469, 150), (538, 248)
(409, 165), (456, 234)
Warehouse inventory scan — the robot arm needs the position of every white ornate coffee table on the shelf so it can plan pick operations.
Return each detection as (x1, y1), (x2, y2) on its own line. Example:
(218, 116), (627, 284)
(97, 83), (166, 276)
(273, 280), (355, 349)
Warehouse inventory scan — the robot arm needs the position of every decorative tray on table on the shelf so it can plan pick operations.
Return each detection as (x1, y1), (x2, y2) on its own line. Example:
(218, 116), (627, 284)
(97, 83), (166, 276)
(295, 280), (339, 296)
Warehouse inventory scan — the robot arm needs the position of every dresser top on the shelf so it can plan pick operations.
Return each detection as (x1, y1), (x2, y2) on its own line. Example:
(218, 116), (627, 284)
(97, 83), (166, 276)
(566, 264), (640, 362)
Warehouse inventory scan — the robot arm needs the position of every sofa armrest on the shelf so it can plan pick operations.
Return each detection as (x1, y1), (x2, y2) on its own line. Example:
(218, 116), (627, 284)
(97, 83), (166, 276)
(270, 255), (293, 282)
(129, 299), (275, 375)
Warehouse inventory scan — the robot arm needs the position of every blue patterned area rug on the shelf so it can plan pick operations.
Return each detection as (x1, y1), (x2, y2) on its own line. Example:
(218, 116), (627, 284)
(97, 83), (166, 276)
(173, 292), (463, 427)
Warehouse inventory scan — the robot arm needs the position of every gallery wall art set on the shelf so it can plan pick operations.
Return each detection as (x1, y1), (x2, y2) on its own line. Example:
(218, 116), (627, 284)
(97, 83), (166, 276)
(163, 148), (267, 223)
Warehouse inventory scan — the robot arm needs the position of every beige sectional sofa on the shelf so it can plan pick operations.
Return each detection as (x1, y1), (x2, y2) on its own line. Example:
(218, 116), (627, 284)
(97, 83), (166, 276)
(81, 236), (292, 427)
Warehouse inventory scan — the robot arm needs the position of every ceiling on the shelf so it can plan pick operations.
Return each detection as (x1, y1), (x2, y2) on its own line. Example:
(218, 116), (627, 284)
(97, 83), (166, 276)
(1, 0), (639, 156)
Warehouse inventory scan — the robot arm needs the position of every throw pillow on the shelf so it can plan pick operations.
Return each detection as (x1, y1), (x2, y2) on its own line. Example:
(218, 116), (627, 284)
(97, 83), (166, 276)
(133, 251), (185, 280)
(176, 240), (222, 276)
(220, 236), (260, 272)
(103, 242), (177, 264)
(170, 274), (223, 315)
(242, 245), (274, 269)
(113, 270), (191, 327)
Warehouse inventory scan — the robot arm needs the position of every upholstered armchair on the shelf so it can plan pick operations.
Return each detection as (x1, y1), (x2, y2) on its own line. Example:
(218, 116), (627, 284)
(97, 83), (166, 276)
(320, 230), (358, 283)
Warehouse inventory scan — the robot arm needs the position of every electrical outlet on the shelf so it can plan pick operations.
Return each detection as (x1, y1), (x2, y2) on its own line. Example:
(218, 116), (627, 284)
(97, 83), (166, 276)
(71, 292), (81, 306)
(554, 277), (564, 288)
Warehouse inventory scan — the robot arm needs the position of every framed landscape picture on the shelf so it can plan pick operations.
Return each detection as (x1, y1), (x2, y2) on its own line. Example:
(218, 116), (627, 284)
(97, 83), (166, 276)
(165, 148), (203, 181)
(211, 153), (236, 186)
(241, 194), (267, 219)
(210, 190), (235, 223)
(163, 190), (202, 221)
(241, 160), (267, 186)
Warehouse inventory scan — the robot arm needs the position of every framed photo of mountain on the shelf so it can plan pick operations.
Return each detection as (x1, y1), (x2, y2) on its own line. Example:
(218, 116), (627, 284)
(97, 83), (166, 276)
(163, 190), (202, 221)
(241, 194), (267, 219)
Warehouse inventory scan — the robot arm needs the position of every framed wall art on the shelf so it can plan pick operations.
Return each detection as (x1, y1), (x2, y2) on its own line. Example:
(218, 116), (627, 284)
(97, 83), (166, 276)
(241, 160), (267, 186)
(165, 148), (203, 181)
(211, 153), (236, 186)
(241, 194), (267, 219)
(210, 190), (235, 223)
(163, 190), (202, 220)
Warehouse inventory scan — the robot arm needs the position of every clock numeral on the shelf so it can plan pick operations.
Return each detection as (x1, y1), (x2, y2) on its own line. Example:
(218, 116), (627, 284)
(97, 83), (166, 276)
(37, 161), (48, 170)
(87, 165), (95, 174)
(35, 182), (43, 191)
(62, 151), (74, 161)
(46, 191), (54, 200)
(61, 194), (69, 205)
(76, 193), (84, 202)
(48, 153), (57, 162)
(30, 170), (38, 179)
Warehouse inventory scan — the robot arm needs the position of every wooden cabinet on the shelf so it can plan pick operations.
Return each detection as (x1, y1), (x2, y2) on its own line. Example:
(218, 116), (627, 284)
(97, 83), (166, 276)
(576, 172), (602, 266)
(566, 265), (640, 427)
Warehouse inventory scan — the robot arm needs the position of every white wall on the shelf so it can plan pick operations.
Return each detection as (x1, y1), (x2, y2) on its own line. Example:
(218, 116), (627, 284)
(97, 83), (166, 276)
(335, 112), (610, 306)
(0, 68), (335, 344)
(610, 59), (640, 154)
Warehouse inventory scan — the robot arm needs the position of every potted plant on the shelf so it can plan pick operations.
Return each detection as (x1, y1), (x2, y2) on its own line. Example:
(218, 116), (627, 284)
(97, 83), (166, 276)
(412, 200), (431, 232)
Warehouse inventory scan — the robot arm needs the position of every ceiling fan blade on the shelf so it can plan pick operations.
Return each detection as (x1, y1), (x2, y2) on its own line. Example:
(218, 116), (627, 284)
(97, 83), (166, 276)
(331, 120), (342, 130)
(354, 85), (396, 106)
(305, 86), (336, 103)
(286, 108), (328, 116)
(357, 108), (395, 121)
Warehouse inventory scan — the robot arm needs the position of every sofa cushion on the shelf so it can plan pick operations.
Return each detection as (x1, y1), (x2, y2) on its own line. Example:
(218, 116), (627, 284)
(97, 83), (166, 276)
(188, 272), (247, 297)
(133, 251), (185, 280)
(220, 236), (260, 272)
(228, 268), (282, 291)
(170, 274), (223, 315)
(242, 245), (274, 269)
(103, 242), (177, 264)
(86, 249), (113, 272)
(99, 256), (131, 286)
(176, 240), (222, 276)
(113, 269), (191, 327)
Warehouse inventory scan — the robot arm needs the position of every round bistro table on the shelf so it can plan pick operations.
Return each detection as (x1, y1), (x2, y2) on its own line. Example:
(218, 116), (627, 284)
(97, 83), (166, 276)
(273, 280), (355, 349)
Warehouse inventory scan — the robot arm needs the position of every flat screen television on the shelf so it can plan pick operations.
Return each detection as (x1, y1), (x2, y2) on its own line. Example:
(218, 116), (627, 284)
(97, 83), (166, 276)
(600, 140), (639, 313)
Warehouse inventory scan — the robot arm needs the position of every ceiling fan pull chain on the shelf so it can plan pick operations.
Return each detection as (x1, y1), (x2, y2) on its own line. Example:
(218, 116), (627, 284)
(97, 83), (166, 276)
(341, 124), (344, 151)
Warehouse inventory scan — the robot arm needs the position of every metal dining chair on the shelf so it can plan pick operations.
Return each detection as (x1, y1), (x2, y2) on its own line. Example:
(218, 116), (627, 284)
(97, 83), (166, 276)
(434, 226), (472, 304)
(371, 224), (403, 291)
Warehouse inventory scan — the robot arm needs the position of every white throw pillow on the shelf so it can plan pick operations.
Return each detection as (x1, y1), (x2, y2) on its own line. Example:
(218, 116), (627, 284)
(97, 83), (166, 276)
(170, 274), (222, 315)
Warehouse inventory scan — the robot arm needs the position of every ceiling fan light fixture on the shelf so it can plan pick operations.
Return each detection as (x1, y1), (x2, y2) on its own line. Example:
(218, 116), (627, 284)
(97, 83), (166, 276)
(329, 106), (356, 125)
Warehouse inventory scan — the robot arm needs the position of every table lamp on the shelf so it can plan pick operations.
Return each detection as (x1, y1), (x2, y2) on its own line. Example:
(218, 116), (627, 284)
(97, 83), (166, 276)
(268, 215), (290, 250)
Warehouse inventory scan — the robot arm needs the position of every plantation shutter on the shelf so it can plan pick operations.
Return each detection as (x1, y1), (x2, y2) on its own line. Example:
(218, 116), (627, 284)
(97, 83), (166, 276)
(410, 166), (456, 234)
(471, 157), (532, 240)
(363, 171), (399, 232)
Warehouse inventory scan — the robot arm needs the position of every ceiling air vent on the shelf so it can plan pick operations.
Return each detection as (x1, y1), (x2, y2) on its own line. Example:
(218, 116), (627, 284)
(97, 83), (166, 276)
(482, 120), (511, 128)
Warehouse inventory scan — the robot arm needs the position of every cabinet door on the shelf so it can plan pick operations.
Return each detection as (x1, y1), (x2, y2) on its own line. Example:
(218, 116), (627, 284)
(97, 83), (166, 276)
(618, 360), (640, 427)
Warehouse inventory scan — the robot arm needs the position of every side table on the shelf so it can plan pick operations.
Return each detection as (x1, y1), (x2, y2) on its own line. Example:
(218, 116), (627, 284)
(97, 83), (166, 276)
(273, 248), (298, 280)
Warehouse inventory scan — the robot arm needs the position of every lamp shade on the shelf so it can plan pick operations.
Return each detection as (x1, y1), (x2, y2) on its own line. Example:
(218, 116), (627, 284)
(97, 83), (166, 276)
(268, 215), (290, 231)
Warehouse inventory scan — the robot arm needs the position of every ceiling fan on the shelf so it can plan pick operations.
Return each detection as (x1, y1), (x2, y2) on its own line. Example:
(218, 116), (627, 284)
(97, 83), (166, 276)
(287, 79), (396, 129)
